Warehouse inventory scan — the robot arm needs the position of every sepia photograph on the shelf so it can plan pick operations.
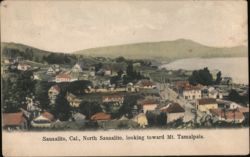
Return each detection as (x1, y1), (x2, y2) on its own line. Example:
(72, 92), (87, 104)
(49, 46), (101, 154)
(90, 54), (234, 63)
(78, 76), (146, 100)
(1, 0), (249, 156)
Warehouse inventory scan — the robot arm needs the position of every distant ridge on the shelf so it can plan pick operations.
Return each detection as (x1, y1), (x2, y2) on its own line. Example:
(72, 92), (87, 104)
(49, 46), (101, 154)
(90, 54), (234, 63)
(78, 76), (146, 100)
(74, 39), (248, 60)
(1, 39), (248, 61)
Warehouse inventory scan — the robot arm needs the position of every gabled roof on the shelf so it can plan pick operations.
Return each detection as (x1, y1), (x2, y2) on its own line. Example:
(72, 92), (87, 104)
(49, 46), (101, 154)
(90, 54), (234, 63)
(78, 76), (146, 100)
(138, 79), (155, 87)
(161, 103), (185, 113)
(38, 112), (54, 122)
(3, 112), (26, 126)
(140, 99), (159, 106)
(56, 72), (71, 79)
(198, 98), (217, 105)
(50, 85), (60, 93)
(90, 112), (111, 121)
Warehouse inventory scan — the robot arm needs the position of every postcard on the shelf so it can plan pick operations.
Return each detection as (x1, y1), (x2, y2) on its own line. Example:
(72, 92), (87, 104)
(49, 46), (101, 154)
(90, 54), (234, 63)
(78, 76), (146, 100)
(1, 0), (249, 156)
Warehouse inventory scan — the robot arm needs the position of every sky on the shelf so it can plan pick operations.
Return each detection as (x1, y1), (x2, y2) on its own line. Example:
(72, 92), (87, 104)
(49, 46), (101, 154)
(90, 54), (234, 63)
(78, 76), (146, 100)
(1, 0), (248, 53)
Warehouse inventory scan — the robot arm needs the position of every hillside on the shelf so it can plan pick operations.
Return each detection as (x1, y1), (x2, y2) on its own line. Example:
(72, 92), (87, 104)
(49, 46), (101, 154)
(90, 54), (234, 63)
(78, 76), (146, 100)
(1, 39), (248, 62)
(1, 42), (77, 65)
(75, 39), (248, 60)
(1, 42), (59, 57)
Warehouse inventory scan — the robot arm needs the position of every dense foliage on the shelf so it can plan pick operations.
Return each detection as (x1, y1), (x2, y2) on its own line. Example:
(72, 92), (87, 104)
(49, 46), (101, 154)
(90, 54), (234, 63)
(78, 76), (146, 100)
(188, 67), (213, 85)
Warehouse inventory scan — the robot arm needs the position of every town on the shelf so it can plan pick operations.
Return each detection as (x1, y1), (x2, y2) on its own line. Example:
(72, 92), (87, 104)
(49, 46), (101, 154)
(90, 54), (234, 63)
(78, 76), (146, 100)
(2, 50), (249, 131)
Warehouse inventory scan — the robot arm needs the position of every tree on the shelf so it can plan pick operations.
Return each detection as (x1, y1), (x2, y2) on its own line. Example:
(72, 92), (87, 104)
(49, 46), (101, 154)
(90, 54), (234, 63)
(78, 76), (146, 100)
(115, 56), (126, 63)
(34, 81), (52, 110)
(228, 90), (241, 103)
(118, 94), (143, 118)
(94, 63), (103, 72)
(2, 71), (35, 112)
(51, 93), (72, 121)
(215, 71), (222, 85)
(188, 67), (213, 85)
(78, 101), (102, 119)
(68, 80), (92, 95)
(117, 70), (124, 78)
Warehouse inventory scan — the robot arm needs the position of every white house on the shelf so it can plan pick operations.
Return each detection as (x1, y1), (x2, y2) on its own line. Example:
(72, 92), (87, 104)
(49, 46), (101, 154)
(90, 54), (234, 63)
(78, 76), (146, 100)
(182, 86), (202, 101)
(138, 99), (159, 113)
(17, 63), (31, 71)
(104, 69), (112, 76)
(136, 79), (157, 89)
(31, 112), (55, 128)
(55, 72), (77, 82)
(160, 102), (185, 123)
(102, 95), (124, 104)
(47, 67), (56, 75)
(208, 89), (223, 99)
(72, 63), (83, 72)
(66, 92), (82, 108)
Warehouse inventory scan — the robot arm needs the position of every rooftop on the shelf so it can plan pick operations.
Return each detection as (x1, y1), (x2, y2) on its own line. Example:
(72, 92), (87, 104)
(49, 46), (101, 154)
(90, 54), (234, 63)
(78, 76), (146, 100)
(210, 108), (244, 120)
(161, 103), (185, 113)
(90, 112), (111, 121)
(3, 112), (26, 126)
(198, 98), (217, 105)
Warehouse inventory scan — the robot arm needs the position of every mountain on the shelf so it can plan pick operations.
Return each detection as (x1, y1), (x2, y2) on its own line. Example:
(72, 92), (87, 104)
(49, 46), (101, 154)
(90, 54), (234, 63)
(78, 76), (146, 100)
(1, 39), (248, 62)
(1, 42), (60, 56)
(1, 42), (77, 64)
(74, 39), (248, 60)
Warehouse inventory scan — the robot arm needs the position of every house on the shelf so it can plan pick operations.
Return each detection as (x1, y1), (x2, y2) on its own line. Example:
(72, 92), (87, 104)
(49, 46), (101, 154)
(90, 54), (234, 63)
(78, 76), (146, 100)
(160, 103), (185, 123)
(126, 82), (138, 92)
(221, 77), (233, 85)
(47, 64), (60, 75)
(72, 112), (86, 125)
(182, 86), (202, 100)
(136, 79), (156, 89)
(72, 63), (83, 72)
(46, 67), (57, 75)
(72, 112), (86, 121)
(216, 100), (243, 110)
(3, 58), (15, 64)
(66, 92), (82, 107)
(33, 72), (42, 80)
(138, 99), (159, 113)
(55, 72), (72, 82)
(104, 69), (112, 76)
(17, 63), (31, 71)
(132, 113), (148, 128)
(196, 98), (218, 112)
(48, 85), (61, 104)
(48, 85), (60, 97)
(25, 97), (42, 118)
(14, 56), (24, 62)
(90, 112), (111, 121)
(209, 108), (245, 123)
(203, 87), (223, 99)
(2, 112), (28, 131)
(102, 95), (124, 104)
(31, 112), (55, 128)
(174, 81), (202, 100)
